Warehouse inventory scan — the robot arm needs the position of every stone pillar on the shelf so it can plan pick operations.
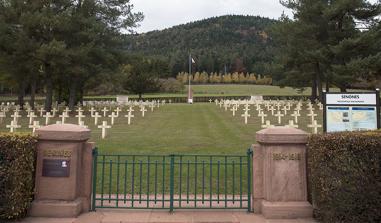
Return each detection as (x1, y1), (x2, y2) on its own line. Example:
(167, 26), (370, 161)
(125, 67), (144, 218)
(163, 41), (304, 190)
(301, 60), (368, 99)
(29, 124), (95, 218)
(253, 127), (313, 219)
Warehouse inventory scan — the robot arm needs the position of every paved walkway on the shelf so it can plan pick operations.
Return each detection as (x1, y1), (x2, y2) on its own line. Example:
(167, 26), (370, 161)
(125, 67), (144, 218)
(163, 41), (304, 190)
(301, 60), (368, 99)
(16, 210), (317, 223)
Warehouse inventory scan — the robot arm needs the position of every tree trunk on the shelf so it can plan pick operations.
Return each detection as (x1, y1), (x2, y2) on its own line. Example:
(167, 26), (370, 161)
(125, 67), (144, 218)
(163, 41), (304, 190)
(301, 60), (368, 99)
(138, 93), (142, 100)
(44, 64), (53, 112)
(311, 73), (318, 102)
(79, 83), (84, 105)
(68, 78), (77, 111)
(325, 77), (329, 92)
(17, 80), (26, 109)
(57, 83), (62, 105)
(30, 78), (36, 110)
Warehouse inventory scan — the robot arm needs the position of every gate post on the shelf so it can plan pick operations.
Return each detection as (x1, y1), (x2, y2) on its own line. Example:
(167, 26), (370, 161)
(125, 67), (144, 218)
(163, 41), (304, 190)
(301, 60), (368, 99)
(29, 124), (95, 217)
(252, 127), (313, 219)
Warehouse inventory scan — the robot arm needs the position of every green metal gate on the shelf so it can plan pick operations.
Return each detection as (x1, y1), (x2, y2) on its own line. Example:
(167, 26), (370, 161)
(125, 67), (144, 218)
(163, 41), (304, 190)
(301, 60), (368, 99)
(91, 148), (253, 212)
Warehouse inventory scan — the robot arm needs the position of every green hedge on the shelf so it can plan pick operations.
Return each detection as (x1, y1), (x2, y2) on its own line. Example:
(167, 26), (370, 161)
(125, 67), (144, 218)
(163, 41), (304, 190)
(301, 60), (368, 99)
(0, 134), (37, 220)
(308, 132), (381, 223)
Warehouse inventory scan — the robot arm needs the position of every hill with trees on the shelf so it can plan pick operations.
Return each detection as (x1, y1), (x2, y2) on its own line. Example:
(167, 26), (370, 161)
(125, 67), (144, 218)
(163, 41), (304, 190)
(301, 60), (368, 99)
(126, 15), (276, 76)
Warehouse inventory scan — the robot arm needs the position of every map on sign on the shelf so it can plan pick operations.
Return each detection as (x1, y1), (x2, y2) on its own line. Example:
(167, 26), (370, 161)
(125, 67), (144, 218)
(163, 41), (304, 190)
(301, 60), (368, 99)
(326, 107), (351, 132)
(351, 107), (377, 131)
(326, 106), (377, 132)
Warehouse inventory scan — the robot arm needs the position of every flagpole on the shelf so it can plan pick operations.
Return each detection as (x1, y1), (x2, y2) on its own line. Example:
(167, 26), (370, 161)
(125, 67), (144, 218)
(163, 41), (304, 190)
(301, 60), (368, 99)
(188, 53), (191, 103)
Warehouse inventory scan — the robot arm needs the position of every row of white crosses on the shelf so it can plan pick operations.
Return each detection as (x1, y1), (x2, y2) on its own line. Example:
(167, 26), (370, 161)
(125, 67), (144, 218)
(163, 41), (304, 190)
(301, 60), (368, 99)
(216, 99), (323, 134)
(1, 100), (161, 138)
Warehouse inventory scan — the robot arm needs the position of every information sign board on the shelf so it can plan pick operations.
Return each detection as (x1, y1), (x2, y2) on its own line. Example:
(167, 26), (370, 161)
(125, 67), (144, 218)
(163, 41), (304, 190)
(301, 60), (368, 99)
(323, 91), (380, 132)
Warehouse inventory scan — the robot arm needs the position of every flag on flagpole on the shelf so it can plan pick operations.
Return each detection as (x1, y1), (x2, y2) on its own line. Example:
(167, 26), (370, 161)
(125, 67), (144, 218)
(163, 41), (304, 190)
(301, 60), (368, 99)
(191, 58), (195, 64)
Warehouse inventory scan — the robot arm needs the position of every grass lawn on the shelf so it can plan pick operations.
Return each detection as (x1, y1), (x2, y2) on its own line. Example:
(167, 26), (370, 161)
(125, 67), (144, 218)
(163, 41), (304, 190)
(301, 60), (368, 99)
(0, 103), (322, 195)
(0, 103), (323, 154)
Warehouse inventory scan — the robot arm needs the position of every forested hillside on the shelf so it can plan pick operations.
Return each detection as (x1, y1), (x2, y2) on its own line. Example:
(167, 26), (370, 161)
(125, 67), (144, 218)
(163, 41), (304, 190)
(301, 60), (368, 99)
(126, 15), (276, 76)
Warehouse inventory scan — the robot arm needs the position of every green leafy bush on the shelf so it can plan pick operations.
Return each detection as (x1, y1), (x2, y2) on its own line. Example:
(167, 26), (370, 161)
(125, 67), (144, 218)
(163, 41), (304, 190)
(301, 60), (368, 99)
(308, 132), (381, 223)
(0, 133), (37, 220)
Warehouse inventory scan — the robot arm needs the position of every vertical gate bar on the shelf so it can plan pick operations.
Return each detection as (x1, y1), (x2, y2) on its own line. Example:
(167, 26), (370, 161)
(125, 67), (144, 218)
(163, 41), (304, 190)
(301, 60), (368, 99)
(91, 147), (98, 211)
(202, 160), (205, 204)
(217, 160), (220, 204)
(162, 156), (165, 208)
(147, 156), (150, 207)
(108, 160), (112, 204)
(139, 160), (143, 203)
(224, 156), (227, 208)
(101, 156), (105, 207)
(169, 155), (175, 212)
(232, 160), (235, 204)
(124, 160), (128, 204)
(240, 157), (242, 208)
(247, 149), (252, 212)
(154, 160), (158, 204)
(194, 156), (198, 207)
(116, 156), (120, 207)
(179, 156), (182, 207)
(187, 160), (190, 204)
(209, 156), (212, 208)
(131, 156), (135, 207)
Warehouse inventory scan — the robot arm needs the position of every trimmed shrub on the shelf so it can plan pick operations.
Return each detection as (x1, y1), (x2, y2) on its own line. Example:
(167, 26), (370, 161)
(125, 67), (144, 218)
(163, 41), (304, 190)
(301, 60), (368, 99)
(0, 134), (37, 220)
(308, 132), (381, 223)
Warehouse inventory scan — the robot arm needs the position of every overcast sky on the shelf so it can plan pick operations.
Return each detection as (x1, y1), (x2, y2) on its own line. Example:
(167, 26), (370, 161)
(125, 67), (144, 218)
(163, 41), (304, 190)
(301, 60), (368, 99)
(132, 0), (293, 33)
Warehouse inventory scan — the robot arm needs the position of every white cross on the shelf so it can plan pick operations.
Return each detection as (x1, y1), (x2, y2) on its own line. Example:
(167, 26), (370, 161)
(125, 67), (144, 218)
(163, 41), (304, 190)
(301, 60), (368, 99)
(261, 120), (274, 129)
(108, 112), (118, 125)
(92, 112), (101, 125)
(26, 111), (37, 125)
(291, 111), (300, 123)
(51, 107), (58, 117)
(218, 101), (223, 108)
(307, 112), (317, 123)
(282, 106), (288, 115)
(308, 120), (322, 134)
(241, 111), (251, 124)
(76, 107), (84, 114)
(274, 111), (284, 124)
(230, 105), (237, 116)
(43, 112), (53, 125)
(89, 107), (96, 116)
(29, 121), (40, 135)
(127, 107), (134, 113)
(318, 103), (323, 110)
(75, 111), (85, 124)
(209, 99), (212, 103)
(286, 120), (299, 128)
(102, 107), (109, 117)
(140, 106), (147, 117)
(114, 107), (122, 117)
(59, 112), (69, 124)
(39, 108), (45, 117)
(258, 112), (268, 124)
(64, 107), (71, 114)
(6, 120), (21, 133)
(98, 121), (111, 139)
(268, 106), (275, 116)
(11, 112), (21, 123)
(0, 111), (5, 123)
(125, 111), (134, 125)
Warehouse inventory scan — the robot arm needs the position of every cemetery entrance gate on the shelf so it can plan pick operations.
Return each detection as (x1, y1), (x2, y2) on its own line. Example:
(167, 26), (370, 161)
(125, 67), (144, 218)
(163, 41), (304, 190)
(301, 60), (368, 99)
(91, 148), (253, 212)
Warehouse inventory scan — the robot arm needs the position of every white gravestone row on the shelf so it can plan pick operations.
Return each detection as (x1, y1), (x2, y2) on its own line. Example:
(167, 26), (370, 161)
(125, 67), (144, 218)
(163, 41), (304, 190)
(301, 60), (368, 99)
(0, 100), (162, 139)
(215, 99), (323, 133)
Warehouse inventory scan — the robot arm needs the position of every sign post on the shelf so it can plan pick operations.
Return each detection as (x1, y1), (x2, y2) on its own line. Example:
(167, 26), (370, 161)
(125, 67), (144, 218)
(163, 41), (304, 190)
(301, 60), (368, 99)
(323, 89), (380, 133)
